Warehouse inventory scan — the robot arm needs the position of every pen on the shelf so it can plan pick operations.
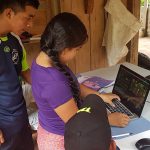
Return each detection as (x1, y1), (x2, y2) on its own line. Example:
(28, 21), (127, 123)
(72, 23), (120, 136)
(112, 133), (133, 138)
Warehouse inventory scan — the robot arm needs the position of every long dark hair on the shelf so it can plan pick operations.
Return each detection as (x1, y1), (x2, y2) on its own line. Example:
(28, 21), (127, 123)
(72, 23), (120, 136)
(40, 12), (88, 107)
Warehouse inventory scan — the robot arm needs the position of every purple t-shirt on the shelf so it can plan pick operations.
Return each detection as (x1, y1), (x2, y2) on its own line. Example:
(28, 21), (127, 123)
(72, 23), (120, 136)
(31, 60), (79, 135)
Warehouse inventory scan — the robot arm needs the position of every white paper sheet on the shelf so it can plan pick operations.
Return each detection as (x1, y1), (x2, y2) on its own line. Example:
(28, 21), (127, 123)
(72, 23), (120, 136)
(115, 130), (150, 150)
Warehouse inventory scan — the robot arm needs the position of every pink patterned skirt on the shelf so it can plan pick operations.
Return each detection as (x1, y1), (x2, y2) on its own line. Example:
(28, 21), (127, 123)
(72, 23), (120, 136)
(37, 124), (65, 150)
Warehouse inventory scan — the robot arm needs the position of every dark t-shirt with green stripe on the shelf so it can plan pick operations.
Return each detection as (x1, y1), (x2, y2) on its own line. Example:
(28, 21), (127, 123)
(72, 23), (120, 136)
(0, 33), (29, 139)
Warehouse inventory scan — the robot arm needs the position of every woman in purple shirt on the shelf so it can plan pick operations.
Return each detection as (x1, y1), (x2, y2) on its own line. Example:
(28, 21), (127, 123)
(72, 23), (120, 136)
(31, 12), (129, 150)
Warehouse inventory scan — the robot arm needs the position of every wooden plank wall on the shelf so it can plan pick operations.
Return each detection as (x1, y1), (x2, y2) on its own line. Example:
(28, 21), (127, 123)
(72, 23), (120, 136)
(90, 0), (107, 69)
(60, 0), (107, 73)
(60, 0), (91, 73)
(28, 0), (50, 35)
(24, 0), (140, 74)
(24, 0), (51, 67)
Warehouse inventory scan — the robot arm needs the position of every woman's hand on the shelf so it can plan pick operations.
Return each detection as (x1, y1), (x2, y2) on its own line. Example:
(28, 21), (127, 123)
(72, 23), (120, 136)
(98, 93), (120, 106)
(108, 112), (130, 127)
(0, 129), (4, 145)
(80, 84), (119, 106)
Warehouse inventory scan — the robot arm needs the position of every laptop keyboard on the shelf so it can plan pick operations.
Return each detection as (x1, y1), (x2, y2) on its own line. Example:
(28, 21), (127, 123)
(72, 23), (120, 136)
(105, 99), (134, 117)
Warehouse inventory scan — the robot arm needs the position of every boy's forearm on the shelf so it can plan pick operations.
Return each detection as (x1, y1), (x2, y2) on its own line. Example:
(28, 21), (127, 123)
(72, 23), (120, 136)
(0, 129), (4, 144)
(21, 69), (31, 84)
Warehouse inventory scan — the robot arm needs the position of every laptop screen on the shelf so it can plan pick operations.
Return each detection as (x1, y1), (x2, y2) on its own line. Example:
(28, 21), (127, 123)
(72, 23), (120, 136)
(113, 65), (150, 117)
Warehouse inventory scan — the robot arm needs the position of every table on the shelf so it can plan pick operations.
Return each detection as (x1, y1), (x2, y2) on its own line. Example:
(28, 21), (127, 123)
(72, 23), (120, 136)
(81, 62), (150, 121)
(81, 62), (150, 150)
(115, 130), (150, 150)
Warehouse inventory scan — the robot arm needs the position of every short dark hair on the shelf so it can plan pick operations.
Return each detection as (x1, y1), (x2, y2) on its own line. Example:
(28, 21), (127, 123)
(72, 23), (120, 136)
(0, 0), (40, 13)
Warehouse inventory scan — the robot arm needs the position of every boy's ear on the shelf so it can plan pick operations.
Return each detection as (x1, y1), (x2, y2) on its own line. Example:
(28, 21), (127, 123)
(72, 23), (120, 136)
(3, 8), (15, 19)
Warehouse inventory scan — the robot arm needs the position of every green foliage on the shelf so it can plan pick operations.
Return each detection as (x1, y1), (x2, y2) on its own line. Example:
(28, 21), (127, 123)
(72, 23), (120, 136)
(141, 0), (144, 6)
(141, 0), (150, 6)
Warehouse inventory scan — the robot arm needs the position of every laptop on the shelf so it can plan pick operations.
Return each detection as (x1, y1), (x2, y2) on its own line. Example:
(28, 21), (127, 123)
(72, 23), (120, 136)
(105, 65), (150, 119)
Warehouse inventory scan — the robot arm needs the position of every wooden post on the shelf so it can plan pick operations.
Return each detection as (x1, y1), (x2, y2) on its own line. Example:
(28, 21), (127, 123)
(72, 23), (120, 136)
(126, 0), (140, 65)
(144, 0), (149, 36)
